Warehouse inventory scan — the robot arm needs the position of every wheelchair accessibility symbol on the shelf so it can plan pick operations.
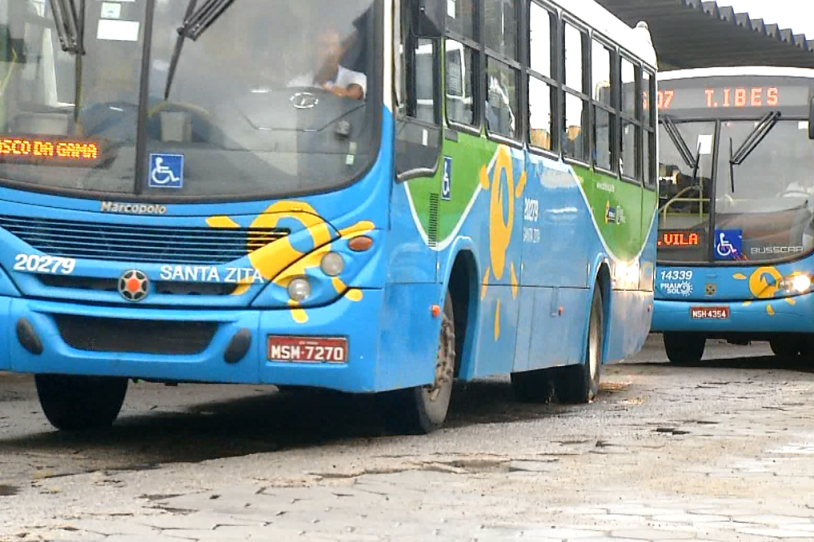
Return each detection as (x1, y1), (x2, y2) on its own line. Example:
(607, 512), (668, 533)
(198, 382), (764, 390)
(714, 229), (743, 260)
(149, 153), (184, 189)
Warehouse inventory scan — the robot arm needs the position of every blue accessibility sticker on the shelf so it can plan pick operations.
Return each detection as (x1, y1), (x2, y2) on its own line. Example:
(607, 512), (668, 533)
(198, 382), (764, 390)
(714, 229), (743, 260)
(149, 153), (184, 189)
(442, 156), (452, 201)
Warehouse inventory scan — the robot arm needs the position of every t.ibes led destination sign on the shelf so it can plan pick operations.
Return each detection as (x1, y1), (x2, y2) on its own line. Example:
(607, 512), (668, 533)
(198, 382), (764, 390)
(0, 136), (103, 166)
(655, 77), (812, 112)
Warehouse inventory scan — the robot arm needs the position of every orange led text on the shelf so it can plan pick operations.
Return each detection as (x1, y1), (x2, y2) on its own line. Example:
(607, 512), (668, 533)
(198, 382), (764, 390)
(0, 137), (99, 160)
(658, 232), (700, 247)
(705, 87), (779, 108)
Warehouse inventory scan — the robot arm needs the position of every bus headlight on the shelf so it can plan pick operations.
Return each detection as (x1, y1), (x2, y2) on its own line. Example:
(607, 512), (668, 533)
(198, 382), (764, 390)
(780, 274), (812, 294)
(320, 252), (345, 277)
(792, 274), (812, 293)
(287, 277), (311, 302)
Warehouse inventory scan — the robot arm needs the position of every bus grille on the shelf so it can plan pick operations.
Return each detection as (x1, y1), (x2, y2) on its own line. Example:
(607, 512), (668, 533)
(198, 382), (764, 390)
(0, 215), (287, 264)
(38, 275), (238, 296)
(54, 315), (218, 355)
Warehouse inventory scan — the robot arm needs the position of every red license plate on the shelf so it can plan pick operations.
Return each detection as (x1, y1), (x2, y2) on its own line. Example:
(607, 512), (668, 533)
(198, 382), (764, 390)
(690, 306), (730, 319)
(267, 336), (348, 363)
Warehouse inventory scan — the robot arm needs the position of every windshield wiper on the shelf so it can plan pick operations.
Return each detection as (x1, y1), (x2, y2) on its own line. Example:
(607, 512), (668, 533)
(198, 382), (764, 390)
(729, 111), (781, 193)
(731, 111), (781, 165)
(661, 114), (707, 200)
(661, 115), (697, 171)
(50, 0), (85, 55)
(164, 0), (235, 100)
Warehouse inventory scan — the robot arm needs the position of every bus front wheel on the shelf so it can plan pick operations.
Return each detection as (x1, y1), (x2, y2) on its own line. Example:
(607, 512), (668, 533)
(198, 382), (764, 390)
(554, 286), (603, 404)
(382, 292), (455, 435)
(35, 374), (128, 431)
(770, 337), (802, 358)
(663, 333), (705, 364)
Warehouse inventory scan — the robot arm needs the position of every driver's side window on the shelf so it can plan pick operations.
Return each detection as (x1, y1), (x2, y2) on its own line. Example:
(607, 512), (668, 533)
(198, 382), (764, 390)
(395, 4), (442, 181)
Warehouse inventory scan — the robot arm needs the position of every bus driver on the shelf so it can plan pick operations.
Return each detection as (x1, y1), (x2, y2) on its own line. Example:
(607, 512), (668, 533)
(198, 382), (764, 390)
(288, 29), (367, 100)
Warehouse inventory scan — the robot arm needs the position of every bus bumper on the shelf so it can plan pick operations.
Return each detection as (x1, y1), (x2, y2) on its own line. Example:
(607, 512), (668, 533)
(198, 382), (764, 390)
(652, 292), (814, 333)
(0, 291), (386, 393)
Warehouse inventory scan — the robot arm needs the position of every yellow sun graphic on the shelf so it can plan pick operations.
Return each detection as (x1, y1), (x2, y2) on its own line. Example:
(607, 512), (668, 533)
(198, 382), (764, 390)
(479, 146), (526, 340)
(733, 266), (797, 316)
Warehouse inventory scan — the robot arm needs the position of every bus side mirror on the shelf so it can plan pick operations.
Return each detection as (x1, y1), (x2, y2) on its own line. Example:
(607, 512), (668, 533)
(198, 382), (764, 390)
(809, 97), (814, 140)
(414, 0), (445, 38)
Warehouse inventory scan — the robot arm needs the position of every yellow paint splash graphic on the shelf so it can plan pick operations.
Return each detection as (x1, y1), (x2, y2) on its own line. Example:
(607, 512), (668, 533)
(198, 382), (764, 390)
(339, 221), (375, 239)
(734, 267), (800, 316)
(331, 277), (346, 295)
(289, 304), (308, 324)
(479, 146), (526, 340)
(208, 201), (374, 323)
(510, 263), (518, 300)
(479, 167), (491, 190)
(345, 289), (364, 302)
(514, 171), (527, 198)
(206, 216), (240, 229)
(494, 299), (501, 341)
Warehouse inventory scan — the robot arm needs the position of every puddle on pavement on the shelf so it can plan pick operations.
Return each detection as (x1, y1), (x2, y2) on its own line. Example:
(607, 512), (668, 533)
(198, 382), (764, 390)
(655, 427), (691, 436)
(0, 484), (19, 496)
(770, 443), (814, 455)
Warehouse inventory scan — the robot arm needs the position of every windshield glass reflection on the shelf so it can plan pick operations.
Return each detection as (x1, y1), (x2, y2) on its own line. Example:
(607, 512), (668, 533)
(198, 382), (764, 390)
(715, 120), (814, 262)
(0, 0), (380, 199)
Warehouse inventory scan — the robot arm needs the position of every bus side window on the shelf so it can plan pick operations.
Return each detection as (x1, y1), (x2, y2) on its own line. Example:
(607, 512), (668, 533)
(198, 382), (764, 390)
(619, 56), (640, 181)
(409, 39), (438, 123)
(396, 7), (442, 181)
(528, 2), (556, 153)
(562, 21), (589, 163)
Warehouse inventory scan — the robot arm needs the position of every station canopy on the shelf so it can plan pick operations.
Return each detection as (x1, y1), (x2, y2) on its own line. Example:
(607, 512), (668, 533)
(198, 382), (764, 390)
(596, 0), (814, 70)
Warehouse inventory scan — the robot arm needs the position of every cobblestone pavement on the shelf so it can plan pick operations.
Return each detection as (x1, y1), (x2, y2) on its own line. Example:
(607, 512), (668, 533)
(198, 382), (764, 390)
(3, 337), (814, 541)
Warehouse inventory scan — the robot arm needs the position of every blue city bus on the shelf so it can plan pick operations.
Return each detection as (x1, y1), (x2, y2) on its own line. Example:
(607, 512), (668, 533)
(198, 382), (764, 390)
(652, 67), (814, 362)
(0, 0), (657, 433)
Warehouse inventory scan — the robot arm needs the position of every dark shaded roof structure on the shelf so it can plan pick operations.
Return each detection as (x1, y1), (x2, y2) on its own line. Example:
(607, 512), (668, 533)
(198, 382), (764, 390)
(595, 0), (814, 70)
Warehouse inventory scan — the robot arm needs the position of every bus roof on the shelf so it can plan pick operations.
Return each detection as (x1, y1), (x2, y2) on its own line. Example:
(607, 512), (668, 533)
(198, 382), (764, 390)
(660, 66), (814, 82)
(554, 0), (657, 68)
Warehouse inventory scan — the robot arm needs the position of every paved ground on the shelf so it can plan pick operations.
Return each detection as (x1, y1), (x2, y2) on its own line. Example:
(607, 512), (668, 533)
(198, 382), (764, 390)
(2, 336), (814, 541)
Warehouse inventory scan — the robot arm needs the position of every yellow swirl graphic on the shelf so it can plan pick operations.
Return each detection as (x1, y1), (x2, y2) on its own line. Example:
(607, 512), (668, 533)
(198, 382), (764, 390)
(209, 203), (373, 323)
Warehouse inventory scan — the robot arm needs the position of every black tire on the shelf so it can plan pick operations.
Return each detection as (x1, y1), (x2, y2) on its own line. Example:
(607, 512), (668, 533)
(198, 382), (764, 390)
(511, 369), (554, 403)
(663, 332), (705, 364)
(35, 374), (128, 431)
(554, 286), (603, 404)
(800, 335), (814, 358)
(382, 292), (455, 435)
(770, 337), (802, 358)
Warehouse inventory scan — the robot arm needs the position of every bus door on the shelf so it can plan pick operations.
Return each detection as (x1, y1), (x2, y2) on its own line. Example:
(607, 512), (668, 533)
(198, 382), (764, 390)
(657, 117), (716, 270)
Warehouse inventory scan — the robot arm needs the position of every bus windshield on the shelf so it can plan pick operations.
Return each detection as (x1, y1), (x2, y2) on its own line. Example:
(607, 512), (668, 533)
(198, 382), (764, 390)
(715, 119), (814, 262)
(0, 0), (379, 200)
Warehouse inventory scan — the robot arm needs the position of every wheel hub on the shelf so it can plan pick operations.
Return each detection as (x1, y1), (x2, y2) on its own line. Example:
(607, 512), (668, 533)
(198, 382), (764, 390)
(427, 312), (455, 402)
